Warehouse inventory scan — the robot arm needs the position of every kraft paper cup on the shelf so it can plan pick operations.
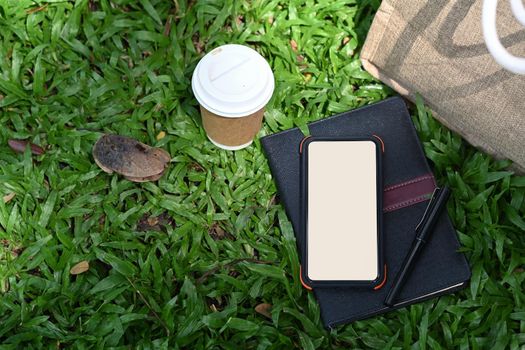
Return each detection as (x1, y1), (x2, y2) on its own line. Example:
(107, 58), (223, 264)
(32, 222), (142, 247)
(191, 44), (275, 150)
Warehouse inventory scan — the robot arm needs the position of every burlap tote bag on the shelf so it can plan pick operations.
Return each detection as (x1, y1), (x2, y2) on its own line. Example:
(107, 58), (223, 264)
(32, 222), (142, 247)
(361, 0), (525, 170)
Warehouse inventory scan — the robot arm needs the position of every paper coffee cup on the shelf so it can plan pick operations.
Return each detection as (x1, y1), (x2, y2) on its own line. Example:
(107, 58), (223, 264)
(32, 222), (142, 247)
(191, 44), (275, 150)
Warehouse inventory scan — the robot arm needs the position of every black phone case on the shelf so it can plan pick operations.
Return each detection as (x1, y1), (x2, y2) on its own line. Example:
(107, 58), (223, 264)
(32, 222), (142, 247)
(299, 136), (384, 288)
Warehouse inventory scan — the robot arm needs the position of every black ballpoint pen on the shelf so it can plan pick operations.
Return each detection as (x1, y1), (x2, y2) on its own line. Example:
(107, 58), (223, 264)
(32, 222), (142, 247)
(384, 186), (451, 306)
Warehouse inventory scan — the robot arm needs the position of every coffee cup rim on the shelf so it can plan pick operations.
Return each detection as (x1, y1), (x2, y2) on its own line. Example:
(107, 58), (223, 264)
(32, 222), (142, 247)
(191, 44), (275, 118)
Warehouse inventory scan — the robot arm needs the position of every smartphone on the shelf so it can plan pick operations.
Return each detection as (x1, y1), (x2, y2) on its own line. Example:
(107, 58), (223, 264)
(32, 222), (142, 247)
(300, 137), (384, 288)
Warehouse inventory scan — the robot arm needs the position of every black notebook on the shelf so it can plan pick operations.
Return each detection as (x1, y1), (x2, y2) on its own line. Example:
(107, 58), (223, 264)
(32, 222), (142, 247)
(261, 97), (471, 328)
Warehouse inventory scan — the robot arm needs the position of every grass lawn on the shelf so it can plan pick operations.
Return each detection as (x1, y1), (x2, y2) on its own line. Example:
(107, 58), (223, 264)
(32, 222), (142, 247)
(1, 0), (525, 348)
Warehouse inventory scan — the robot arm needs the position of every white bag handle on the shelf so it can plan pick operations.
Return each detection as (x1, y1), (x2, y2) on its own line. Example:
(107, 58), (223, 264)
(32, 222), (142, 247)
(482, 0), (525, 74)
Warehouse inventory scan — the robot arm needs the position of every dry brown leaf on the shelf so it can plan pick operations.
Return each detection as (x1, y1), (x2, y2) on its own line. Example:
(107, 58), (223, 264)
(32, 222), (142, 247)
(290, 39), (298, 52)
(268, 195), (279, 206)
(193, 33), (204, 54)
(304, 72), (312, 82)
(93, 134), (170, 181)
(156, 131), (166, 140)
(70, 261), (90, 275)
(208, 223), (234, 240)
(26, 4), (47, 14)
(235, 15), (244, 26)
(297, 55), (307, 70)
(1, 278), (9, 293)
(10, 246), (23, 258)
(147, 216), (159, 226)
(255, 303), (272, 319)
(88, 0), (98, 11)
(189, 162), (205, 172)
(3, 193), (15, 203)
(137, 212), (176, 232)
(163, 15), (173, 36)
(152, 147), (171, 163)
(8, 139), (45, 155)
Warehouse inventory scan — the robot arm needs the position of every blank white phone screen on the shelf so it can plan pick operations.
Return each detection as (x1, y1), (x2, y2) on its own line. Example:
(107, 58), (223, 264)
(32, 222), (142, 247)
(307, 141), (378, 281)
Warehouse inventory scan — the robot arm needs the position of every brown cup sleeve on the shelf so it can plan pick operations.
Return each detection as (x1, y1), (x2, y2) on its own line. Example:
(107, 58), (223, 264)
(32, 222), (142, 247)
(200, 106), (265, 147)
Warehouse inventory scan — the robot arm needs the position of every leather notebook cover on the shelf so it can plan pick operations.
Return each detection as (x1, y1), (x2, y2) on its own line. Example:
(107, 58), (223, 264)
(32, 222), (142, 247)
(260, 97), (471, 328)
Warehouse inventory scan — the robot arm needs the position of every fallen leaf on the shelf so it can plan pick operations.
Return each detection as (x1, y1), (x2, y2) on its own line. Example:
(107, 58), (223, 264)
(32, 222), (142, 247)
(121, 55), (133, 68)
(137, 212), (176, 232)
(229, 270), (240, 278)
(11, 246), (23, 258)
(304, 72), (312, 82)
(99, 214), (106, 229)
(235, 15), (244, 26)
(29, 268), (41, 276)
(70, 261), (89, 275)
(297, 55), (307, 70)
(193, 33), (204, 54)
(290, 39), (298, 52)
(154, 103), (164, 112)
(26, 4), (47, 14)
(88, 0), (97, 11)
(342, 36), (350, 45)
(93, 134), (170, 181)
(8, 139), (45, 155)
(156, 131), (166, 140)
(208, 223), (234, 240)
(1, 278), (9, 293)
(3, 193), (15, 203)
(164, 15), (173, 36)
(255, 303), (272, 319)
(189, 162), (205, 172)
(147, 216), (159, 226)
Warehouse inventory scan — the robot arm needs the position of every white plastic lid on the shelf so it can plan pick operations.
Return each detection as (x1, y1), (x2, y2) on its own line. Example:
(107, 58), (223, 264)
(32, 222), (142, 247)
(191, 44), (275, 118)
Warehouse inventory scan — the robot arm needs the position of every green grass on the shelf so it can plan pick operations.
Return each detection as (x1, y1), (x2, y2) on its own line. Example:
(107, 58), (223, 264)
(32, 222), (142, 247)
(0, 0), (524, 348)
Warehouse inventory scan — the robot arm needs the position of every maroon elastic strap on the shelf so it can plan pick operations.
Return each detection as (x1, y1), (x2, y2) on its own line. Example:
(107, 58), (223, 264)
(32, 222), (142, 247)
(383, 174), (436, 212)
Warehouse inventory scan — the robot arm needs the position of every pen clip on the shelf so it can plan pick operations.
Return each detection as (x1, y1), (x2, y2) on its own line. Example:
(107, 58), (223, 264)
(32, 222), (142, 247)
(415, 187), (441, 233)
